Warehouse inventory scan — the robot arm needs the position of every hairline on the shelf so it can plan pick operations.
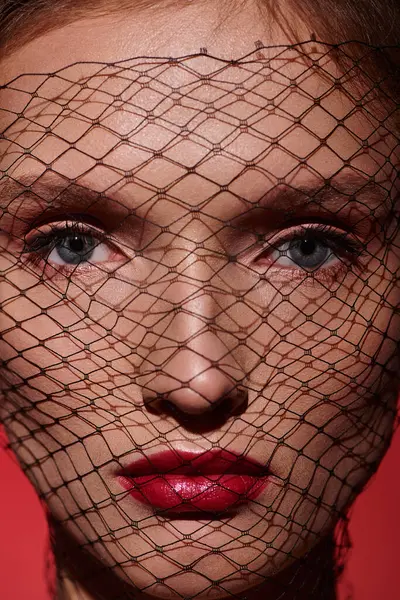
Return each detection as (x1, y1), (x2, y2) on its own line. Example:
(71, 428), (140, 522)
(0, 0), (208, 61)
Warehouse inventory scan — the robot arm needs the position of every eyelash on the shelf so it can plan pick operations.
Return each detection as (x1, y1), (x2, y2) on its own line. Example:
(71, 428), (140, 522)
(255, 223), (367, 282)
(21, 220), (367, 283)
(268, 223), (363, 257)
(21, 221), (113, 275)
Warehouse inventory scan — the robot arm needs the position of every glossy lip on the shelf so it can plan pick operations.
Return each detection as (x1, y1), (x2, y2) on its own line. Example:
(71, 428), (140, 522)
(115, 448), (271, 514)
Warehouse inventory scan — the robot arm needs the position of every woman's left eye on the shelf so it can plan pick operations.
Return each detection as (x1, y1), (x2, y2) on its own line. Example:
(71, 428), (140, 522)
(271, 236), (334, 271)
(260, 226), (363, 273)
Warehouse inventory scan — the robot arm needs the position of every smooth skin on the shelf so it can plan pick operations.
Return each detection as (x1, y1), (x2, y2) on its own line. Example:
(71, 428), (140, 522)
(0, 1), (399, 599)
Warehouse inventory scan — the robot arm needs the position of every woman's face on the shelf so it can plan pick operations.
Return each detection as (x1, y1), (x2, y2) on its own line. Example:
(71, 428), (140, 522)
(0, 2), (399, 599)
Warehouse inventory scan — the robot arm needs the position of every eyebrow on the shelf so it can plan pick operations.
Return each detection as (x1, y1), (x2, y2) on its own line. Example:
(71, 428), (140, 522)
(0, 171), (395, 233)
(259, 173), (393, 212)
(0, 176), (131, 230)
(230, 171), (396, 233)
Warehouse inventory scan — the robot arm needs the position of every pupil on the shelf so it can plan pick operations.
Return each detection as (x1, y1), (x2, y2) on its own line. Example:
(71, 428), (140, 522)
(68, 236), (85, 253)
(300, 238), (316, 255)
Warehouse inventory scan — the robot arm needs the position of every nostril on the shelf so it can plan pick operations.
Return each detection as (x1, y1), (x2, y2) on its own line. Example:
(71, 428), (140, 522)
(141, 385), (248, 433)
(230, 387), (248, 415)
(144, 392), (170, 414)
(141, 365), (248, 420)
(163, 387), (247, 418)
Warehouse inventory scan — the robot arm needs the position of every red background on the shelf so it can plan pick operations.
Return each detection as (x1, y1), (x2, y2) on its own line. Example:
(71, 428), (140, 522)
(1, 425), (399, 600)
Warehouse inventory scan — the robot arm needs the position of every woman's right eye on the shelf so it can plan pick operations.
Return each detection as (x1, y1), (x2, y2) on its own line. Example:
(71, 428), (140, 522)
(22, 223), (116, 272)
(48, 232), (110, 266)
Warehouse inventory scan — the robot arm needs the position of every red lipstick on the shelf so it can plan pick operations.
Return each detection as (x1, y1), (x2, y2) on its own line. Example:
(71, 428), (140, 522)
(116, 449), (270, 513)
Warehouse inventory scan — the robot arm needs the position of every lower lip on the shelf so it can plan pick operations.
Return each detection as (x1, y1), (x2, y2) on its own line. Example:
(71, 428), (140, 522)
(117, 474), (269, 513)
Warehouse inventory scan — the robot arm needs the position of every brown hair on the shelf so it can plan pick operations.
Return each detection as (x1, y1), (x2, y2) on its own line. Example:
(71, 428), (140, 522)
(272, 0), (400, 103)
(0, 0), (399, 102)
(1, 0), (399, 50)
(0, 0), (186, 58)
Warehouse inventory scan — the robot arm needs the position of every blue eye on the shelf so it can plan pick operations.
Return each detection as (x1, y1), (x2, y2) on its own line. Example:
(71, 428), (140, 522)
(51, 234), (98, 265)
(265, 225), (364, 274)
(22, 222), (113, 270)
(277, 236), (333, 271)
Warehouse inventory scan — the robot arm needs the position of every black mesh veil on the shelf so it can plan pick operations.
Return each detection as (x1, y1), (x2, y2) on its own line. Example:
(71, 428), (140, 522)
(0, 40), (399, 600)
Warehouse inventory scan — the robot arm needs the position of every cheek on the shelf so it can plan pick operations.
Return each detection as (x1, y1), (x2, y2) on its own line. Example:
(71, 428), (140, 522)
(264, 282), (400, 511)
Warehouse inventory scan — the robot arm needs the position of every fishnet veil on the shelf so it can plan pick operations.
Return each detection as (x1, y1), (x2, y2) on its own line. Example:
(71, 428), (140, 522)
(0, 40), (399, 600)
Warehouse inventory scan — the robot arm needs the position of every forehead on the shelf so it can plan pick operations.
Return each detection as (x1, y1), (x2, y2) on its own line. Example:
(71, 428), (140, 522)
(0, 6), (398, 207)
(0, 0), (338, 81)
(0, 2), (279, 76)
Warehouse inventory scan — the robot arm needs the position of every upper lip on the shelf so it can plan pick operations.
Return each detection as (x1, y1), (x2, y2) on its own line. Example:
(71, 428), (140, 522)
(116, 448), (269, 477)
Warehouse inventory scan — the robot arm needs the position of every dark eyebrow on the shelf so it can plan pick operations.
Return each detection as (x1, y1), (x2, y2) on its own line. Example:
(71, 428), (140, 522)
(295, 173), (393, 209)
(0, 175), (131, 230)
(231, 171), (395, 233)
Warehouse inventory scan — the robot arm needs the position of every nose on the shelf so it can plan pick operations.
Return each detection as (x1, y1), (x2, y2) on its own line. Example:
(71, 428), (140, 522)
(140, 283), (246, 417)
